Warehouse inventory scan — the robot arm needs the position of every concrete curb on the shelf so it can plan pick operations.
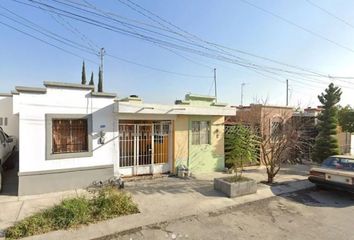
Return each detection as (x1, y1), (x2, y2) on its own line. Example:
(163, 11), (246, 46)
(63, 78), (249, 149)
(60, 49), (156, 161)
(17, 179), (314, 240)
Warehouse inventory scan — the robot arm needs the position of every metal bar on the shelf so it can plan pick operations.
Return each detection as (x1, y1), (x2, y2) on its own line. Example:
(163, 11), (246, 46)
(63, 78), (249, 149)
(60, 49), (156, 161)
(151, 123), (154, 173)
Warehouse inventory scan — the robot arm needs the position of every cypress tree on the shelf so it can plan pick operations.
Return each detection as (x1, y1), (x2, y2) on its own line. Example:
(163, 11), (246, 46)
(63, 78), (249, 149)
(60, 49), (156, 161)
(98, 67), (103, 92)
(81, 61), (86, 84)
(89, 72), (94, 90)
(312, 83), (342, 162)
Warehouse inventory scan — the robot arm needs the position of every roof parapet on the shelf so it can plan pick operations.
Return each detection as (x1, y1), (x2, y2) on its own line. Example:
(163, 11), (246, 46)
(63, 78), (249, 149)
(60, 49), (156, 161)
(0, 93), (13, 97)
(15, 86), (46, 94)
(119, 95), (143, 104)
(43, 81), (94, 90)
(91, 92), (117, 98)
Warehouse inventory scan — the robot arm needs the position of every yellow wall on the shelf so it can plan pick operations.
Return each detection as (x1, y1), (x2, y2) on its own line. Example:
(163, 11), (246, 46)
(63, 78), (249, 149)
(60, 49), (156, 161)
(174, 115), (189, 171)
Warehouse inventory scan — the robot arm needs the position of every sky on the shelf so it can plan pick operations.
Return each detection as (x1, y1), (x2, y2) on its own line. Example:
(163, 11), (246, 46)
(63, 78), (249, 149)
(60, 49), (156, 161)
(1, 0), (354, 107)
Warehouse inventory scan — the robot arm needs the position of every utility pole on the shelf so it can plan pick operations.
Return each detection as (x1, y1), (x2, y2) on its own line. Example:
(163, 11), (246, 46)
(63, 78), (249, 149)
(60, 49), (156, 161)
(286, 79), (289, 106)
(214, 68), (217, 102)
(99, 47), (105, 77)
(241, 82), (246, 106)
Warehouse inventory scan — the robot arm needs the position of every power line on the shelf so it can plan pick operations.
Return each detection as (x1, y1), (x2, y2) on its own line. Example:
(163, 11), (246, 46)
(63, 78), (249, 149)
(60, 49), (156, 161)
(82, 0), (213, 69)
(306, 0), (354, 30)
(239, 0), (354, 54)
(106, 53), (212, 78)
(0, 19), (99, 64)
(117, 0), (354, 82)
(10, 0), (354, 85)
(1, 5), (213, 79)
(0, 3), (97, 53)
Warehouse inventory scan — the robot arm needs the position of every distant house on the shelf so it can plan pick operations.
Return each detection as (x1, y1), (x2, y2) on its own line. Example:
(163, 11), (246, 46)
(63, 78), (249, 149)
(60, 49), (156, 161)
(226, 104), (293, 164)
(0, 82), (235, 195)
(227, 104), (354, 163)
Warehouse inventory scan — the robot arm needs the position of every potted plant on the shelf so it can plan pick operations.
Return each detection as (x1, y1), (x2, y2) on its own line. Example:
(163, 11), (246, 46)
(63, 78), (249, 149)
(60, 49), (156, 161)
(214, 125), (260, 197)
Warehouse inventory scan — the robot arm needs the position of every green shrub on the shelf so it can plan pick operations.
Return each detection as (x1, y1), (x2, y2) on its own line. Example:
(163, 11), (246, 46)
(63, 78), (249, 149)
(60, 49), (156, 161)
(91, 186), (139, 220)
(5, 187), (139, 239)
(49, 197), (92, 229)
(5, 212), (51, 239)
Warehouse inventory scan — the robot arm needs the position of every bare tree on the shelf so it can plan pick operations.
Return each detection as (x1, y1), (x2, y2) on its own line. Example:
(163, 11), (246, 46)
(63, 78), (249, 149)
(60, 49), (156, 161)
(227, 103), (313, 184)
(260, 110), (313, 183)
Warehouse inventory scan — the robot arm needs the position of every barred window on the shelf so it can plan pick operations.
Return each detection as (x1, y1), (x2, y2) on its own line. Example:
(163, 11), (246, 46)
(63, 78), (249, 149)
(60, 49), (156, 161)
(52, 119), (88, 154)
(271, 117), (283, 138)
(192, 121), (210, 145)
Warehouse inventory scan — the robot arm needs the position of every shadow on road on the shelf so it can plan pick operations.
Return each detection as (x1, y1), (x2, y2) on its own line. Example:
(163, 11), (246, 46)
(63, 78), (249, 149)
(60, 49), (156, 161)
(278, 186), (354, 208)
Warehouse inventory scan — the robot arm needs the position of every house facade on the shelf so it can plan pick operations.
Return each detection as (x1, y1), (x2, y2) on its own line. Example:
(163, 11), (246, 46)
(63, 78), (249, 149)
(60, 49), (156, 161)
(1, 81), (235, 195)
(225, 104), (294, 164)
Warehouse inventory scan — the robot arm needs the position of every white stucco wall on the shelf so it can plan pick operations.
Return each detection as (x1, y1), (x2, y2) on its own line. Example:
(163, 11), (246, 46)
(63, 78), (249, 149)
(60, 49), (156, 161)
(0, 95), (19, 140)
(13, 87), (118, 173)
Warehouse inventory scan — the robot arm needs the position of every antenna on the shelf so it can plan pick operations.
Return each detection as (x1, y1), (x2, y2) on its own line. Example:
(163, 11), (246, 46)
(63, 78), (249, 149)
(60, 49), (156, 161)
(214, 68), (217, 102)
(241, 82), (246, 106)
(286, 79), (289, 106)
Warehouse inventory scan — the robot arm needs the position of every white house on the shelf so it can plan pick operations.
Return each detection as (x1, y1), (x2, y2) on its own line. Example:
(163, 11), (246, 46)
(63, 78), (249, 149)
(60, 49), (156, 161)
(1, 81), (235, 195)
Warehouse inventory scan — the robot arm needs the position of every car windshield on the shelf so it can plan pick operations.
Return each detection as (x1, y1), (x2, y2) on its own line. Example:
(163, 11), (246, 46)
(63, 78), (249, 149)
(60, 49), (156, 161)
(321, 157), (354, 171)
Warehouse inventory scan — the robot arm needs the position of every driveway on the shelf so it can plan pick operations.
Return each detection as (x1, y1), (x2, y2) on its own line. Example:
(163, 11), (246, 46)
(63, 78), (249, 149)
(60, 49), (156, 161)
(114, 188), (354, 240)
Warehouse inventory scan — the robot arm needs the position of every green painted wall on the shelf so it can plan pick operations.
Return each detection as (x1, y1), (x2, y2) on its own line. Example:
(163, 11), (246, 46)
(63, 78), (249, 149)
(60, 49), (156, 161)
(187, 116), (225, 173)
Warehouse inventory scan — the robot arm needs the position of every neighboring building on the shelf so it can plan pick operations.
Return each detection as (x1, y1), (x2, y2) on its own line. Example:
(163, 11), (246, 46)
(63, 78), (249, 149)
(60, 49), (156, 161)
(226, 104), (293, 137)
(0, 93), (19, 142)
(291, 108), (320, 161)
(226, 104), (293, 163)
(1, 82), (234, 195)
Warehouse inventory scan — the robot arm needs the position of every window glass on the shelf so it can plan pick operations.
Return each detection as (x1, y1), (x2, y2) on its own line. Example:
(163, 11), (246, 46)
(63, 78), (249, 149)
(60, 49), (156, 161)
(271, 117), (283, 137)
(321, 157), (354, 171)
(52, 119), (88, 154)
(200, 121), (210, 144)
(0, 117), (3, 126)
(4, 118), (7, 126)
(192, 121), (200, 145)
(192, 121), (210, 145)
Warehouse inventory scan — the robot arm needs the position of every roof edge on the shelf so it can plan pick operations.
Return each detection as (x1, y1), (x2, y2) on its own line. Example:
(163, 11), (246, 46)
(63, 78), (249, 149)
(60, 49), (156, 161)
(43, 81), (94, 90)
(186, 93), (216, 100)
(15, 86), (46, 94)
(0, 93), (13, 97)
(91, 92), (117, 98)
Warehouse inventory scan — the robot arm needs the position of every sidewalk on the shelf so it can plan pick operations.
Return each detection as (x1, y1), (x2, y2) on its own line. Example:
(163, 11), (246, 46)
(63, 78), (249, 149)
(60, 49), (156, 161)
(0, 165), (313, 240)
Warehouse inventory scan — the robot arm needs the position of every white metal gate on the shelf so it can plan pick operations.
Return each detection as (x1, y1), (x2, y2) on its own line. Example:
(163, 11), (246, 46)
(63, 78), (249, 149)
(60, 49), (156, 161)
(119, 122), (172, 176)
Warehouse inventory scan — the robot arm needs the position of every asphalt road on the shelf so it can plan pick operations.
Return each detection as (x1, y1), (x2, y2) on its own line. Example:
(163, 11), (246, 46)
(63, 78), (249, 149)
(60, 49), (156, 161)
(112, 187), (354, 240)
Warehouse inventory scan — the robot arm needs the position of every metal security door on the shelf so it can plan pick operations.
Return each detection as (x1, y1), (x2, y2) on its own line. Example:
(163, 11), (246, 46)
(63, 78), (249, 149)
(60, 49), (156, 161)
(136, 124), (153, 175)
(119, 122), (171, 176)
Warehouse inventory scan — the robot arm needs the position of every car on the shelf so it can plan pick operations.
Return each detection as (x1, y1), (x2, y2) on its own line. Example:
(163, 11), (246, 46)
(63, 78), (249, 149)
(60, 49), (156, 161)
(308, 155), (354, 193)
(0, 127), (17, 192)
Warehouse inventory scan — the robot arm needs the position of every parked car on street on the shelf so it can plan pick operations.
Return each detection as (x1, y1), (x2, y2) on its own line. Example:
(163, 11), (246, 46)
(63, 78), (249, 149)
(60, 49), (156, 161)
(0, 127), (17, 192)
(308, 155), (354, 193)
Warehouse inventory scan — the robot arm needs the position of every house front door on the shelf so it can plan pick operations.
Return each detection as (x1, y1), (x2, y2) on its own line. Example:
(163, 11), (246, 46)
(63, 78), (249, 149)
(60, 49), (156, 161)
(119, 122), (172, 176)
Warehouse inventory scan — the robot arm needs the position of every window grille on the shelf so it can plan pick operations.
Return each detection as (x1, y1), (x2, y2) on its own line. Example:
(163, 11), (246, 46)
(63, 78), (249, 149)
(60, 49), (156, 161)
(52, 119), (88, 154)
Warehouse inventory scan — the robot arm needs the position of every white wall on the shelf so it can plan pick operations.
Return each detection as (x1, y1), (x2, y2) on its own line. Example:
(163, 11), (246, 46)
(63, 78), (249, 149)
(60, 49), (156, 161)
(0, 96), (19, 140)
(13, 87), (118, 173)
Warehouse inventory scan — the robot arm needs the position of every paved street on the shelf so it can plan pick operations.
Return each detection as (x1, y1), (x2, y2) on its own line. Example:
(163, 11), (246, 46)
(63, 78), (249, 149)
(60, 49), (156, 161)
(114, 188), (354, 240)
